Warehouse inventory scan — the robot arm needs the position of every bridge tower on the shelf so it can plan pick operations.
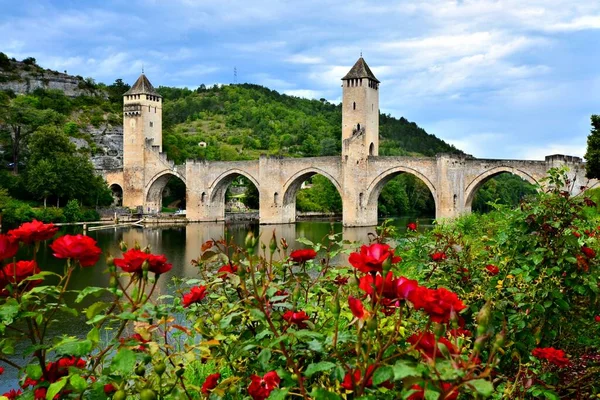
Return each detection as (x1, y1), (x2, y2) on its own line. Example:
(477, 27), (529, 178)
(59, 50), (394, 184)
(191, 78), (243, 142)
(122, 73), (163, 208)
(341, 57), (380, 159)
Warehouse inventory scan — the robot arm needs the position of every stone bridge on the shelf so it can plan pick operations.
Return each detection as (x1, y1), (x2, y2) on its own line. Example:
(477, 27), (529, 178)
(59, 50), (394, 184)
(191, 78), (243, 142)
(103, 59), (595, 227)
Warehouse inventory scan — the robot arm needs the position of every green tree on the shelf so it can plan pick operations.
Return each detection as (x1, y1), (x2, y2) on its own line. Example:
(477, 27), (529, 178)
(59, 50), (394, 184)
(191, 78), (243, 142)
(584, 115), (600, 179)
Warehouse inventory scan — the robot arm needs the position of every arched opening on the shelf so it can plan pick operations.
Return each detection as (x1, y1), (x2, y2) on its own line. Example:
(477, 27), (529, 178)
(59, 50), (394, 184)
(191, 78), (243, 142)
(367, 169), (437, 227)
(109, 184), (123, 207)
(369, 142), (374, 156)
(353, 102), (356, 110)
(145, 173), (186, 214)
(282, 170), (343, 223)
(210, 171), (260, 220)
(466, 171), (537, 213)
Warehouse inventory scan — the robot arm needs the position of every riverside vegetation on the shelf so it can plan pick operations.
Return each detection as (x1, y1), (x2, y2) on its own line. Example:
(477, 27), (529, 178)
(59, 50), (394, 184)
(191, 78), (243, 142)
(1, 55), (537, 225)
(0, 167), (599, 399)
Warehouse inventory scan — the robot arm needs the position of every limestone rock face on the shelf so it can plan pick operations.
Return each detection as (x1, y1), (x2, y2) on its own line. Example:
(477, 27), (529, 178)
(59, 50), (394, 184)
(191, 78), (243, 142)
(86, 124), (124, 171)
(0, 68), (98, 97)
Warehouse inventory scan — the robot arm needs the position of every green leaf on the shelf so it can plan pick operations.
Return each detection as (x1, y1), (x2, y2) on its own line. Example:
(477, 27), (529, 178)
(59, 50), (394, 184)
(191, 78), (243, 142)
(85, 301), (110, 320)
(110, 348), (136, 374)
(267, 388), (289, 400)
(87, 327), (100, 344)
(0, 298), (19, 325)
(310, 388), (342, 400)
(258, 348), (272, 370)
(392, 360), (421, 380)
(26, 364), (43, 380)
(424, 389), (440, 400)
(304, 361), (336, 377)
(46, 377), (67, 400)
(295, 237), (314, 246)
(75, 287), (108, 303)
(53, 337), (92, 357)
(467, 379), (494, 398)
(69, 374), (87, 392)
(293, 330), (324, 340)
(372, 366), (394, 386)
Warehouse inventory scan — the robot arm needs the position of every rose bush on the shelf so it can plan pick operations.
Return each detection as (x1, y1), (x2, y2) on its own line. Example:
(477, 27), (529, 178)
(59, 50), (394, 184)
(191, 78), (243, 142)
(0, 167), (598, 399)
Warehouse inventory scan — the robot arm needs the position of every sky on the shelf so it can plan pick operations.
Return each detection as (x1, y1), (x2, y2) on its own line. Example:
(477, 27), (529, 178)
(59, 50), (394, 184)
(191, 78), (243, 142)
(1, 0), (599, 160)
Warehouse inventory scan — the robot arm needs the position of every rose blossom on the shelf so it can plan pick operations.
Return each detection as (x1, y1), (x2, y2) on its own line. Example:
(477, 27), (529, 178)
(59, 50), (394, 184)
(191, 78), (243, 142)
(2, 260), (40, 285)
(595, 315), (600, 323)
(407, 222), (417, 231)
(408, 286), (466, 323)
(0, 234), (18, 260)
(8, 220), (58, 243)
(348, 296), (366, 320)
(341, 365), (393, 391)
(218, 264), (238, 277)
(289, 249), (317, 263)
(430, 252), (447, 262)
(531, 347), (571, 368)
(349, 243), (401, 274)
(182, 285), (207, 307)
(581, 245), (596, 258)
(407, 332), (458, 359)
(283, 310), (310, 329)
(146, 254), (172, 275)
(201, 373), (221, 394)
(247, 371), (280, 400)
(113, 249), (149, 273)
(485, 264), (499, 276)
(103, 384), (117, 395)
(50, 235), (102, 267)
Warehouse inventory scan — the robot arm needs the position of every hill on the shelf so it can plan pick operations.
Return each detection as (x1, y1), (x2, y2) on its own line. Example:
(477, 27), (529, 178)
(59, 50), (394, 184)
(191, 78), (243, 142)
(157, 83), (463, 164)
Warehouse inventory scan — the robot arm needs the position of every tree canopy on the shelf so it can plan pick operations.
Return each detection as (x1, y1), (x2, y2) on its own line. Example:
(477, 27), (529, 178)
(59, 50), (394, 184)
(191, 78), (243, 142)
(584, 115), (600, 179)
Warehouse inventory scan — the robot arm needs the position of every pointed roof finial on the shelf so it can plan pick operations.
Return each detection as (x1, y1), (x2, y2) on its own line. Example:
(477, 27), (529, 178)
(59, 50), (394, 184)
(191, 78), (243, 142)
(360, 50), (362, 58)
(142, 64), (144, 74)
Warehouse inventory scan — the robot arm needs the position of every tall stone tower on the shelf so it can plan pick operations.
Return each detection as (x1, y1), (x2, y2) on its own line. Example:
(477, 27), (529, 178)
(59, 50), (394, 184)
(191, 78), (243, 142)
(341, 57), (380, 159)
(122, 73), (163, 207)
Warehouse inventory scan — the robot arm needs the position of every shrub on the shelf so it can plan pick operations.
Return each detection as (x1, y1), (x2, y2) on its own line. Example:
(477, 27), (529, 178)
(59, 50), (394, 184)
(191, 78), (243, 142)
(63, 199), (82, 222)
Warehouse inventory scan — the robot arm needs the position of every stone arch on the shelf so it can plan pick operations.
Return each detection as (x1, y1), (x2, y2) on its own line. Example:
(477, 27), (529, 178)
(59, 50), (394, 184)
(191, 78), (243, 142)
(464, 166), (539, 211)
(366, 166), (438, 211)
(369, 142), (374, 156)
(145, 170), (186, 213)
(109, 183), (123, 206)
(281, 168), (343, 222)
(209, 169), (260, 204)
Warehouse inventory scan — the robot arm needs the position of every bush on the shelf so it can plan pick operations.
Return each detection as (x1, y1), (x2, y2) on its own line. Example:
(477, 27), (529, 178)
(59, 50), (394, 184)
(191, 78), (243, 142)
(34, 206), (66, 223)
(63, 199), (82, 222)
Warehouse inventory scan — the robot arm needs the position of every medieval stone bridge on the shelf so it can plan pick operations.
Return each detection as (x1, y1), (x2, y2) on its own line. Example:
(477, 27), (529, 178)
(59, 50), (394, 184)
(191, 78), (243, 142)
(103, 58), (594, 227)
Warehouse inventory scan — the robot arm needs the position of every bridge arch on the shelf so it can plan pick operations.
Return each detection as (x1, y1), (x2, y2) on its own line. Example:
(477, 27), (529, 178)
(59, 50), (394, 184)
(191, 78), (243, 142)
(209, 169), (260, 204)
(464, 166), (539, 211)
(282, 167), (343, 222)
(145, 170), (187, 213)
(365, 166), (437, 211)
(109, 183), (123, 206)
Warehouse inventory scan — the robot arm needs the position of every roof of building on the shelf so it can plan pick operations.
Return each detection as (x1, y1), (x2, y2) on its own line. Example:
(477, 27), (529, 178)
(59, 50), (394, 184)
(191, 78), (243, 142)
(124, 73), (161, 97)
(341, 57), (380, 83)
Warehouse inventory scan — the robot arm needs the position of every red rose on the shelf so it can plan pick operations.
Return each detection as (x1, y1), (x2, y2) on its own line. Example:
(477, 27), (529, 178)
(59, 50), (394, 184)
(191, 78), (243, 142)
(2, 260), (40, 284)
(348, 296), (366, 320)
(448, 328), (472, 337)
(408, 286), (466, 323)
(531, 347), (571, 368)
(407, 222), (417, 231)
(595, 315), (600, 322)
(182, 285), (207, 308)
(341, 365), (392, 391)
(572, 231), (581, 238)
(146, 254), (172, 275)
(289, 249), (317, 263)
(0, 366), (4, 375)
(582, 246), (596, 258)
(218, 264), (238, 277)
(283, 310), (310, 329)
(333, 275), (348, 285)
(0, 234), (19, 260)
(50, 235), (101, 267)
(408, 383), (458, 400)
(8, 219), (58, 244)
(201, 373), (221, 394)
(349, 243), (400, 274)
(431, 252), (447, 262)
(407, 332), (458, 359)
(120, 333), (150, 352)
(248, 371), (280, 400)
(485, 264), (499, 276)
(103, 384), (117, 395)
(113, 249), (149, 273)
(34, 388), (47, 400)
(2, 389), (22, 400)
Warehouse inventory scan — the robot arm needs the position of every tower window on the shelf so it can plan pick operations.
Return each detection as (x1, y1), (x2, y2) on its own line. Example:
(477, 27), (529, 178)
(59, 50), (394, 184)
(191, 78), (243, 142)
(353, 102), (356, 110)
(360, 79), (362, 86)
(149, 122), (154, 127)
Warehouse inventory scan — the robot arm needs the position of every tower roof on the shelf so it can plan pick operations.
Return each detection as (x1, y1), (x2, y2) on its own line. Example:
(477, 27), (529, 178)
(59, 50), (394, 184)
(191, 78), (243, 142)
(124, 73), (161, 97)
(342, 57), (380, 83)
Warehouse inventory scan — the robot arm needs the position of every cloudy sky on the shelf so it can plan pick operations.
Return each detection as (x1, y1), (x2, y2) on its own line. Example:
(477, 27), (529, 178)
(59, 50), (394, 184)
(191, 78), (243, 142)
(1, 0), (599, 160)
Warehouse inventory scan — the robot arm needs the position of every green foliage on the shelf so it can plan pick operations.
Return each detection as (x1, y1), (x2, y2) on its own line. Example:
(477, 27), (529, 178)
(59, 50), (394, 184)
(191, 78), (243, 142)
(584, 115), (600, 179)
(378, 174), (435, 217)
(472, 173), (537, 213)
(63, 199), (83, 222)
(296, 175), (342, 213)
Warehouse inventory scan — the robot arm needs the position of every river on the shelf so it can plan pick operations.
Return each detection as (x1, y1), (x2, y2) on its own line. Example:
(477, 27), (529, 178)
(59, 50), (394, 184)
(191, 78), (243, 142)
(1, 217), (432, 391)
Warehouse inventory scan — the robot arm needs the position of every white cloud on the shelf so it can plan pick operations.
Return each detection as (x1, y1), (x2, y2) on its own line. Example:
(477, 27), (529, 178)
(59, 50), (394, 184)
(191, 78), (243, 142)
(516, 143), (586, 161)
(285, 54), (323, 64)
(283, 89), (323, 100)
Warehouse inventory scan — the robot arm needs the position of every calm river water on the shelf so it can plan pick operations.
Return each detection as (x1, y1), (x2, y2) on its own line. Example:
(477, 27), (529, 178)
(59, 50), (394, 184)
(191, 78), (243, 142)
(1, 218), (431, 391)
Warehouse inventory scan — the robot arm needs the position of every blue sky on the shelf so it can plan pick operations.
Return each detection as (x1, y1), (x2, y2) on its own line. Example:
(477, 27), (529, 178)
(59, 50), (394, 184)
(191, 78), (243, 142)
(1, 0), (599, 160)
